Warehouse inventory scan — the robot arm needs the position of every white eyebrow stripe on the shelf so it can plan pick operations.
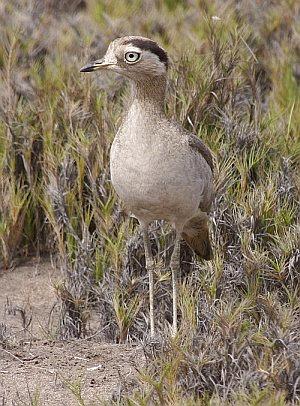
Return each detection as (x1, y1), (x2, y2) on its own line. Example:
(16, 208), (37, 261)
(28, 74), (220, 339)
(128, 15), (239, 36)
(124, 46), (143, 53)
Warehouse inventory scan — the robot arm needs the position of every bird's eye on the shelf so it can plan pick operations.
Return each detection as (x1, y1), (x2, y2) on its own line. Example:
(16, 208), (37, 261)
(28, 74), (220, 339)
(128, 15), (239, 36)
(124, 52), (141, 64)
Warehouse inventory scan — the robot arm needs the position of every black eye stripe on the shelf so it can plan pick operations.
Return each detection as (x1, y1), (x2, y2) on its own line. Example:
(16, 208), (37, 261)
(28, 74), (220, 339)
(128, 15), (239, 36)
(123, 39), (169, 69)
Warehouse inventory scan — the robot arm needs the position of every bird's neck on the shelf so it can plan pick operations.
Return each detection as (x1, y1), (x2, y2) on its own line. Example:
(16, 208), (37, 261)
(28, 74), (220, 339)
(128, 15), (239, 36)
(130, 75), (167, 115)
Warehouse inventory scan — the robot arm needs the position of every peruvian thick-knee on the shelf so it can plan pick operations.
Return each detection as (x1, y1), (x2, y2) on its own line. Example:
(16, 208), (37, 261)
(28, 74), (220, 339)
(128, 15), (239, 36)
(81, 36), (214, 337)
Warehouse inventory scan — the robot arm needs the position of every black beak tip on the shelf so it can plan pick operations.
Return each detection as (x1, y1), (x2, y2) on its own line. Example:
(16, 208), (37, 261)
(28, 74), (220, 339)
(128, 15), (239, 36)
(80, 64), (95, 73)
(80, 58), (105, 72)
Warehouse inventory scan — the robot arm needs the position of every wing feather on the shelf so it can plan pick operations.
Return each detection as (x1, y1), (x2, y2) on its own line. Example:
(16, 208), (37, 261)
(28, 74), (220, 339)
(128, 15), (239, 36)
(188, 135), (214, 173)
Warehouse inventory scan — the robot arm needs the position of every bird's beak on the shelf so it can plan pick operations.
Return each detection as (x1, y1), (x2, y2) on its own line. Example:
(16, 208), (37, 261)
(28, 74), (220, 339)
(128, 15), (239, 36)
(80, 59), (114, 72)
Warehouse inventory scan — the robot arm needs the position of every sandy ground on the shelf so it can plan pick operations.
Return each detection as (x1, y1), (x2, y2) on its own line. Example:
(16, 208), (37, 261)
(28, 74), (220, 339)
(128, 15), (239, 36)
(0, 260), (144, 405)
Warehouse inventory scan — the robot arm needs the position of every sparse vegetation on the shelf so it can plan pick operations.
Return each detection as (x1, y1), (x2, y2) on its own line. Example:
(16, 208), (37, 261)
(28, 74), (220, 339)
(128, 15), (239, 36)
(0, 0), (299, 404)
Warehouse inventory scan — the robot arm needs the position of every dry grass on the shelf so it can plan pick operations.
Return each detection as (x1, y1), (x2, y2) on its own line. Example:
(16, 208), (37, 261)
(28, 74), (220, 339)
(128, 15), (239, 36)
(0, 0), (299, 404)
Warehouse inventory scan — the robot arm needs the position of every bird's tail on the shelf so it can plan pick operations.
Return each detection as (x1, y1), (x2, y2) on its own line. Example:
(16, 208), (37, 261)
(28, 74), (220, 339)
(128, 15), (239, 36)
(182, 211), (213, 260)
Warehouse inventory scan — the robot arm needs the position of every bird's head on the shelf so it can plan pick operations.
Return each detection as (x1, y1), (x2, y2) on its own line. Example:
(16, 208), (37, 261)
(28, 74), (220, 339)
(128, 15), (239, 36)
(80, 36), (169, 80)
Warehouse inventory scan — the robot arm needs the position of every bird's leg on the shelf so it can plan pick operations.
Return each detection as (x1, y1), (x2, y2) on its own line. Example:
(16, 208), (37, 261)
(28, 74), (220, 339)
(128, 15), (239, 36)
(141, 226), (155, 338)
(170, 230), (182, 337)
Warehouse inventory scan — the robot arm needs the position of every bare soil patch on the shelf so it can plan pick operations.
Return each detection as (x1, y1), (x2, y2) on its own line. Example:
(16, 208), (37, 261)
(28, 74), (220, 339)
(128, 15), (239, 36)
(0, 341), (142, 405)
(0, 261), (144, 404)
(0, 260), (60, 341)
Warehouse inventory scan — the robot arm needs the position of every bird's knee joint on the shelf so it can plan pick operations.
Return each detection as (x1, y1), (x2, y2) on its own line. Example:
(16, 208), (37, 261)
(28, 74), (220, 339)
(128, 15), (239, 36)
(170, 258), (180, 271)
(146, 259), (155, 270)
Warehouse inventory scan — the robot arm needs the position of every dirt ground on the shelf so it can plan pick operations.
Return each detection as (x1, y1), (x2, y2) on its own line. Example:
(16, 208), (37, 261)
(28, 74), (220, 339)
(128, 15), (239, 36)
(0, 260), (144, 405)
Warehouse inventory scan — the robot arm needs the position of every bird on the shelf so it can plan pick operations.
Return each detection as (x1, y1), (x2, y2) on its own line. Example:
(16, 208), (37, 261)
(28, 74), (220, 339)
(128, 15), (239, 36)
(80, 36), (214, 338)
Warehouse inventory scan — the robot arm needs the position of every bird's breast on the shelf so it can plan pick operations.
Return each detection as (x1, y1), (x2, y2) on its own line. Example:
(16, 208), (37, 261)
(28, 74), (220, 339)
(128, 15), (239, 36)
(109, 132), (204, 221)
(110, 136), (178, 192)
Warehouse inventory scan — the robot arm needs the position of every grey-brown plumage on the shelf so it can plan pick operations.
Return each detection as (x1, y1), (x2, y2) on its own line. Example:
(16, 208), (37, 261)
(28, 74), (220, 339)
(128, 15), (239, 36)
(81, 36), (214, 337)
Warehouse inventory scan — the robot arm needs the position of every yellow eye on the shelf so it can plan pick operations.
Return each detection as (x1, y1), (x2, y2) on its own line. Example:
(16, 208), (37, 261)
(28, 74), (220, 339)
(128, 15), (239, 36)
(124, 52), (141, 64)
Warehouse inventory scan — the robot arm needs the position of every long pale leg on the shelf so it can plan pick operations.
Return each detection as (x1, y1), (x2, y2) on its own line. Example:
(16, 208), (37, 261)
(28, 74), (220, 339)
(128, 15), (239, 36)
(170, 231), (182, 336)
(141, 226), (155, 338)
